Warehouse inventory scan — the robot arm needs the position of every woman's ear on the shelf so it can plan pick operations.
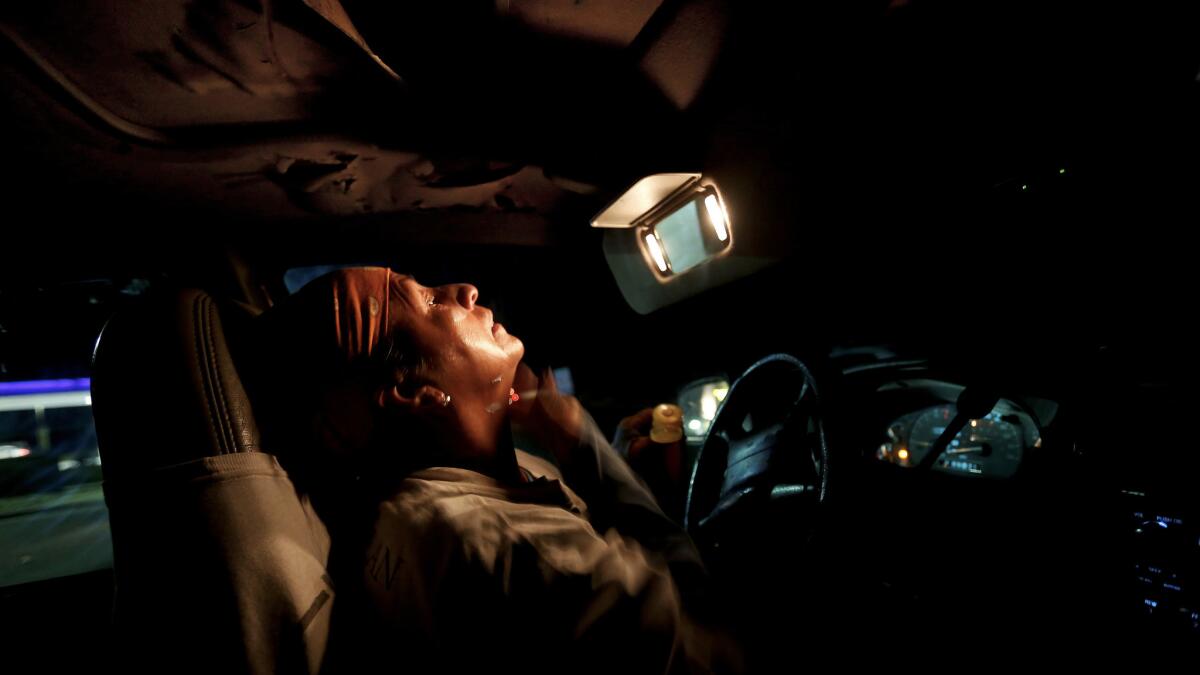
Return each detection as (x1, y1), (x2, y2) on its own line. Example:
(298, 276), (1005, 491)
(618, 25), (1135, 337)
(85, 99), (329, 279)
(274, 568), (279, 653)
(376, 383), (451, 413)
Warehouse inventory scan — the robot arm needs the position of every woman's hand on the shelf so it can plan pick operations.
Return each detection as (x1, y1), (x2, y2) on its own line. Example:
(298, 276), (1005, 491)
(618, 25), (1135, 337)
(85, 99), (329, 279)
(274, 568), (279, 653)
(509, 363), (584, 467)
(612, 408), (656, 461)
(613, 406), (686, 516)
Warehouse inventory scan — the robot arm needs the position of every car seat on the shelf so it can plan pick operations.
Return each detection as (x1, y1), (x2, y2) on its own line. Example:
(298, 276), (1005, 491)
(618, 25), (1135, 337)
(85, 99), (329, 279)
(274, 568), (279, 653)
(91, 288), (334, 674)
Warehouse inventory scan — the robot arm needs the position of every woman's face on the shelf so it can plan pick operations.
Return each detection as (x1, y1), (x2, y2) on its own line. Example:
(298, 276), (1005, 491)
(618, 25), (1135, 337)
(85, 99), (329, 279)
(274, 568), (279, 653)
(389, 275), (524, 398)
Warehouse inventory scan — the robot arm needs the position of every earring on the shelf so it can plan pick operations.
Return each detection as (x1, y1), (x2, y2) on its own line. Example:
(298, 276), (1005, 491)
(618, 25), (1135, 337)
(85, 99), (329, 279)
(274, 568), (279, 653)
(440, 392), (452, 407)
(508, 387), (519, 405)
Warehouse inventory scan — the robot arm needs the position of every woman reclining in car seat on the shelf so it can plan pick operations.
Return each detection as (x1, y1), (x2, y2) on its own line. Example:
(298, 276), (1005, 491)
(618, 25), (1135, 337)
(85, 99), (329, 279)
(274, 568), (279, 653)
(254, 267), (738, 675)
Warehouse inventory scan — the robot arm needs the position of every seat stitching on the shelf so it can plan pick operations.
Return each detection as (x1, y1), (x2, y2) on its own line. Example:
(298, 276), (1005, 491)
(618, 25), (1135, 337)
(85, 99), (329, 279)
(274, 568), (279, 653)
(203, 296), (238, 454)
(192, 294), (224, 455)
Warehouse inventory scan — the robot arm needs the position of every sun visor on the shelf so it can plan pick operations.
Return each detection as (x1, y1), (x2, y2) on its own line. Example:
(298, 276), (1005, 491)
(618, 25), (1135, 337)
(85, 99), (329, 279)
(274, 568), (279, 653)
(598, 172), (783, 314)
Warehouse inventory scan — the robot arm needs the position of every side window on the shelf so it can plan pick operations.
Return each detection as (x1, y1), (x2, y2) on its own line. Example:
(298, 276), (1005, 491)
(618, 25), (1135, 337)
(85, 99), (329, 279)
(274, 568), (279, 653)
(284, 264), (382, 294)
(0, 383), (108, 587)
(1, 279), (148, 588)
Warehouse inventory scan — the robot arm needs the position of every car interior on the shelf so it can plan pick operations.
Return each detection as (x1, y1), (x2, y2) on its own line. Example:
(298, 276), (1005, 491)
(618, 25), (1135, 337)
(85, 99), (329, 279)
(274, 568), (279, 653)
(2, 0), (1197, 671)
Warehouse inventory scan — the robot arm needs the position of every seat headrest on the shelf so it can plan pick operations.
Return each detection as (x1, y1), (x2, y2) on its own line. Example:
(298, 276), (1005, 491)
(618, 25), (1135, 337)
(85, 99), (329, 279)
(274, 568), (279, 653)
(92, 288), (261, 478)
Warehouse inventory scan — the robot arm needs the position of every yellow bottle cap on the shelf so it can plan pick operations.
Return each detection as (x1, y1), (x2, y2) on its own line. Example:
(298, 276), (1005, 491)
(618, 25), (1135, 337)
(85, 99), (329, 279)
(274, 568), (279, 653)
(650, 403), (684, 443)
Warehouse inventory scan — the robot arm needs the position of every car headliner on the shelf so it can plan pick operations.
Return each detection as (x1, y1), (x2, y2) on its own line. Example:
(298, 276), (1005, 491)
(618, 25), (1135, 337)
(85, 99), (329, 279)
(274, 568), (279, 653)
(1, 1), (1195, 367)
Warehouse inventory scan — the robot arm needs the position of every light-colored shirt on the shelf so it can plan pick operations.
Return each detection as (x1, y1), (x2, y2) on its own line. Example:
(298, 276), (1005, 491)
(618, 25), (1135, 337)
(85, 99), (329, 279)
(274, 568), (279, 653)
(362, 446), (717, 674)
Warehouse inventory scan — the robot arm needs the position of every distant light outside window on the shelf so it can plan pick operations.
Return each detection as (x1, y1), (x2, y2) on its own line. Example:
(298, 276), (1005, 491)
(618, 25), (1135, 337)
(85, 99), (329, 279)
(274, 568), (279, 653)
(679, 377), (731, 442)
(551, 367), (575, 397)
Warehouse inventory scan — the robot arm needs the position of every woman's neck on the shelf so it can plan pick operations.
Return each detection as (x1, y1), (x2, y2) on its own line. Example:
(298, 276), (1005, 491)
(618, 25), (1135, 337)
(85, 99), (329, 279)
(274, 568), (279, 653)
(441, 398), (522, 478)
(453, 445), (521, 483)
(429, 413), (522, 483)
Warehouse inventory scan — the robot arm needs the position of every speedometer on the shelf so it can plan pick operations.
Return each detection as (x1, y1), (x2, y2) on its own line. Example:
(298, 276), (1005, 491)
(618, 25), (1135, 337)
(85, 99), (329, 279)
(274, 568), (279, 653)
(880, 403), (1027, 478)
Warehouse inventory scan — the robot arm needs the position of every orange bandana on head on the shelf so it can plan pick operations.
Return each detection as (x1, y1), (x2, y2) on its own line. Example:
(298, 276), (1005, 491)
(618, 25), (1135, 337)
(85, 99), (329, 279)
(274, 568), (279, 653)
(252, 266), (409, 459)
(329, 266), (392, 362)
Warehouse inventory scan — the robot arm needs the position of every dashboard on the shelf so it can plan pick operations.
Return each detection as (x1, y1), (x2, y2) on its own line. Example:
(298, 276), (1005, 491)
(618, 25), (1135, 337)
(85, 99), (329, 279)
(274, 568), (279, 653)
(875, 401), (1040, 479)
(1124, 492), (1200, 639)
(851, 372), (1198, 643)
(684, 359), (1199, 652)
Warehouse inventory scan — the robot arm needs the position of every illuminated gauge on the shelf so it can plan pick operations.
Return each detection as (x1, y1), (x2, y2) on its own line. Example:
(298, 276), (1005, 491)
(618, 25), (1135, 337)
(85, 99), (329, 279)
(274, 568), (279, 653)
(908, 404), (1025, 478)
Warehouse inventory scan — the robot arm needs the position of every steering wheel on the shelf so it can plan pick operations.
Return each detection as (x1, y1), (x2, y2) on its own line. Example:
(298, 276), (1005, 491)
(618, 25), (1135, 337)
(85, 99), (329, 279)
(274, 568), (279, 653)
(684, 353), (830, 544)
